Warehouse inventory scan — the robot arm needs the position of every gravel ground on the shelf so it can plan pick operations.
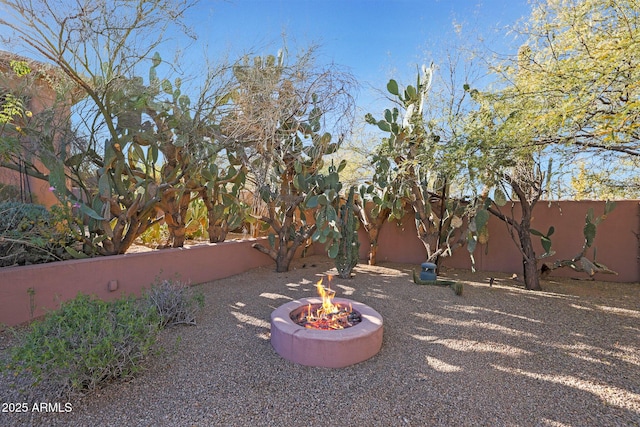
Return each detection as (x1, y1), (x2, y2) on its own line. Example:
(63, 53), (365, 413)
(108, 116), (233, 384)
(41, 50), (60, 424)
(1, 255), (639, 427)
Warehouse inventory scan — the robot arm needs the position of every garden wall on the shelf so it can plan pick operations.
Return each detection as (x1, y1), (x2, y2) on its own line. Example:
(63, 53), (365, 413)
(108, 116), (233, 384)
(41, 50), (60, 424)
(2, 200), (638, 327)
(360, 200), (639, 283)
(0, 238), (273, 327)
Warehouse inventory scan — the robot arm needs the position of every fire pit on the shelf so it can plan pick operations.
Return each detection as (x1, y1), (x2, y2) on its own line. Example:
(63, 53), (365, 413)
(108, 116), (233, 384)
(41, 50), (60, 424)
(270, 278), (383, 368)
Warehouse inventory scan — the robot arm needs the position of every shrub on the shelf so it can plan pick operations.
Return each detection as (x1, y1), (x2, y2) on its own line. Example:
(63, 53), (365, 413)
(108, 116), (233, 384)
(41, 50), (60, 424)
(0, 201), (77, 266)
(0, 201), (50, 233)
(0, 183), (21, 201)
(145, 279), (205, 327)
(5, 294), (160, 395)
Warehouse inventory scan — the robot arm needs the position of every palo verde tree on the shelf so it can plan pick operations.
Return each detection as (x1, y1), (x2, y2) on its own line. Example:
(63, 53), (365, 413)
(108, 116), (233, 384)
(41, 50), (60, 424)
(464, 46), (556, 292)
(502, 0), (640, 194)
(221, 48), (356, 272)
(0, 0), (197, 255)
(464, 0), (640, 290)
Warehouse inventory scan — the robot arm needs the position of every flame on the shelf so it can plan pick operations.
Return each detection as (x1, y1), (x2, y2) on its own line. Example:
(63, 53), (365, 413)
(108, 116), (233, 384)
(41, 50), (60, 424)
(316, 277), (337, 314)
(294, 276), (359, 330)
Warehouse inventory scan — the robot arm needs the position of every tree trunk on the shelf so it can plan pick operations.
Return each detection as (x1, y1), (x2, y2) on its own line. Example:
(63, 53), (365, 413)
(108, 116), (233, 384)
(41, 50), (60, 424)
(275, 249), (292, 273)
(159, 189), (191, 248)
(208, 224), (227, 243)
(518, 226), (541, 290)
(168, 223), (186, 248)
(275, 228), (295, 272)
(368, 240), (378, 265)
(368, 227), (380, 265)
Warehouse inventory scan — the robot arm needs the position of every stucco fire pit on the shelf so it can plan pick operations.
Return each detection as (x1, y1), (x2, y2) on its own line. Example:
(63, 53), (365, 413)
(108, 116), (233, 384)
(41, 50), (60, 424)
(270, 297), (384, 368)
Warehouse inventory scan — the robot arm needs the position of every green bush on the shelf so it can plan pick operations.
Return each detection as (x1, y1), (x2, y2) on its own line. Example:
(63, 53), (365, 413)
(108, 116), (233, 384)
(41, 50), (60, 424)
(6, 294), (160, 395)
(0, 183), (21, 201)
(0, 201), (77, 266)
(145, 279), (205, 327)
(0, 200), (49, 232)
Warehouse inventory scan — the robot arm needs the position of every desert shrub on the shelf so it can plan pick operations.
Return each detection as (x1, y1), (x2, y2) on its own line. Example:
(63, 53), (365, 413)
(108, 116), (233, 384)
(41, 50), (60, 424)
(451, 282), (464, 296)
(145, 279), (205, 327)
(5, 294), (160, 395)
(0, 201), (50, 233)
(0, 183), (21, 201)
(0, 201), (77, 266)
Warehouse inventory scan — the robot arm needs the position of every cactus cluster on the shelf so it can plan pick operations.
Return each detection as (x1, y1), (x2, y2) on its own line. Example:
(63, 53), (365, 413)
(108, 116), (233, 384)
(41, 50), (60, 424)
(364, 66), (475, 268)
(541, 201), (617, 278)
(39, 52), (248, 254)
(334, 186), (360, 279)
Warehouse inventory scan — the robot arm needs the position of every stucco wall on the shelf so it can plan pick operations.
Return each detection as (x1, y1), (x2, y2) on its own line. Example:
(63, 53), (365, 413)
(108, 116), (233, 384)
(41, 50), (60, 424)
(359, 200), (639, 283)
(0, 238), (273, 327)
(1, 200), (638, 327)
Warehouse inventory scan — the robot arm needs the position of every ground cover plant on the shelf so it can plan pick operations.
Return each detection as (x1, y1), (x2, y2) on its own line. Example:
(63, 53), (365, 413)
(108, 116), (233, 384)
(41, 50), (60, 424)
(2, 279), (203, 396)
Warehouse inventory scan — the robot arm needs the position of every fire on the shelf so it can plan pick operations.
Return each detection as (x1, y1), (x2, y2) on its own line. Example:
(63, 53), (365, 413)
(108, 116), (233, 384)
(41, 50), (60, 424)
(316, 276), (337, 314)
(293, 276), (361, 330)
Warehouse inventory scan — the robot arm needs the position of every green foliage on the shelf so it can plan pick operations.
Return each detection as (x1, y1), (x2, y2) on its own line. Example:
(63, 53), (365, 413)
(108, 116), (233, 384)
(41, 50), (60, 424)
(0, 2), (228, 255)
(0, 92), (25, 124)
(311, 161), (343, 254)
(199, 150), (249, 243)
(0, 201), (77, 266)
(0, 183), (21, 201)
(184, 198), (208, 240)
(0, 61), (31, 124)
(472, 0), (640, 196)
(236, 49), (355, 272)
(145, 279), (205, 327)
(542, 202), (617, 278)
(530, 226), (555, 258)
(9, 59), (31, 77)
(571, 162), (640, 199)
(366, 66), (474, 265)
(0, 59), (32, 160)
(333, 186), (360, 279)
(353, 154), (405, 265)
(5, 294), (160, 395)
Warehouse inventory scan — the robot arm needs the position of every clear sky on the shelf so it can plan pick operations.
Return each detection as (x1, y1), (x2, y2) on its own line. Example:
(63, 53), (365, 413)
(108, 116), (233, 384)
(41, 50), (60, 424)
(179, 0), (533, 111)
(1, 0), (533, 113)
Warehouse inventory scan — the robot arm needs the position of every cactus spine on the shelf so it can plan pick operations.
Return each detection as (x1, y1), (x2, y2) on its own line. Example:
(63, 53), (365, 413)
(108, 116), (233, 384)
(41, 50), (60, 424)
(335, 186), (360, 279)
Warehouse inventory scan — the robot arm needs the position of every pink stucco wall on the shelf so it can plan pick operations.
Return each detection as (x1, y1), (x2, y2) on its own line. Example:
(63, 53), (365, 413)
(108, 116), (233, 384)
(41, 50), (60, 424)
(358, 200), (639, 283)
(1, 200), (638, 327)
(0, 238), (273, 327)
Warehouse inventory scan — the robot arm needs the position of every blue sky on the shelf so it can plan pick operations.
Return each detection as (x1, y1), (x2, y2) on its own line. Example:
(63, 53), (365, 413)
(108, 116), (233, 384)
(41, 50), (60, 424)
(179, 0), (533, 111)
(1, 0), (533, 113)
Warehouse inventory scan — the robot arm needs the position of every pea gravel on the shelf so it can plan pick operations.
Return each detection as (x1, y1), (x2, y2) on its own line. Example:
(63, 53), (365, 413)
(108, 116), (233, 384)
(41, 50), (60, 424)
(1, 255), (639, 427)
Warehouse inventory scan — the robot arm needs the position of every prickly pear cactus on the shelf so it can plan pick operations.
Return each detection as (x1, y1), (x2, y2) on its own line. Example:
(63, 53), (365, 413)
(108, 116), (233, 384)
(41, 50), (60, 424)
(541, 201), (617, 278)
